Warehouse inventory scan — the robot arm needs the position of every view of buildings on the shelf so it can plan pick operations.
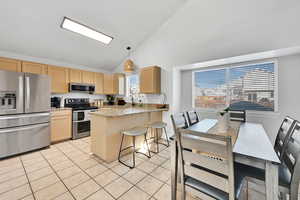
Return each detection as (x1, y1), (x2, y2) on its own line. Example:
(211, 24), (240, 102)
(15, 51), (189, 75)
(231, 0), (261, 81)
(194, 63), (275, 111)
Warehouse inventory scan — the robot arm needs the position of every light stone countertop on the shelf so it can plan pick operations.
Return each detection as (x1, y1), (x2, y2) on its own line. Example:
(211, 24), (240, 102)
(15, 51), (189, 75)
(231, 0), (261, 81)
(90, 107), (168, 117)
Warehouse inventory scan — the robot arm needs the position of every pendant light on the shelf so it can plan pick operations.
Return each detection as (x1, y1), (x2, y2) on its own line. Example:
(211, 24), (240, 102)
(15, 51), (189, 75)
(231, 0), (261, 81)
(124, 46), (135, 73)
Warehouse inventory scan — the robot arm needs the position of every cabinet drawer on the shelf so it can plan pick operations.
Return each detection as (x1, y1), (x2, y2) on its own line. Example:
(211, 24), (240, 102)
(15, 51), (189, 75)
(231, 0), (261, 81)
(51, 109), (71, 117)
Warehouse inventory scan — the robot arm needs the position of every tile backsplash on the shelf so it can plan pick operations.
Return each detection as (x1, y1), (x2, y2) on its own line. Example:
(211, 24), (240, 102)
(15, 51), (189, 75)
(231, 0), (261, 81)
(51, 92), (105, 107)
(52, 92), (166, 107)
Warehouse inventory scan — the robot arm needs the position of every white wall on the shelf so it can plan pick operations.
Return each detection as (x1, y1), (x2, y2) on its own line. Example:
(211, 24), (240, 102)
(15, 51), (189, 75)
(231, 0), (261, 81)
(113, 0), (300, 138)
(180, 54), (300, 144)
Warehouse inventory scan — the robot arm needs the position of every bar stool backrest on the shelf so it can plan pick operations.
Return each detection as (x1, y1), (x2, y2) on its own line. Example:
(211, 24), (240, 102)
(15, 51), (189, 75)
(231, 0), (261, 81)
(186, 110), (200, 126)
(274, 116), (296, 160)
(170, 113), (189, 135)
(229, 109), (246, 122)
(176, 129), (235, 200)
(282, 121), (300, 200)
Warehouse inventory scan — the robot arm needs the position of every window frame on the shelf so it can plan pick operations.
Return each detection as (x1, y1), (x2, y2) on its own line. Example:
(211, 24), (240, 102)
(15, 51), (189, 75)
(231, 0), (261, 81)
(192, 59), (278, 113)
(125, 73), (140, 97)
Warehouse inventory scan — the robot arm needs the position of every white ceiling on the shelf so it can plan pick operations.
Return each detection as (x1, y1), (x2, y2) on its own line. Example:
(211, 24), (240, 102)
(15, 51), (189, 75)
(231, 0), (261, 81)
(0, 0), (185, 70)
(123, 0), (300, 70)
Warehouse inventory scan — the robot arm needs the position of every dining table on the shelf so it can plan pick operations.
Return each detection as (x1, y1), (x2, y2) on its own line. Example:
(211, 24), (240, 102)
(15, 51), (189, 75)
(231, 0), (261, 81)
(171, 118), (281, 200)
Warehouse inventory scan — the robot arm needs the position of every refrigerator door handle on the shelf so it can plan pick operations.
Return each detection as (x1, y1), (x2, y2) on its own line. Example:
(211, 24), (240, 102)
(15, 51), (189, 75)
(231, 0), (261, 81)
(0, 112), (50, 120)
(25, 76), (30, 110)
(0, 123), (49, 134)
(18, 75), (24, 112)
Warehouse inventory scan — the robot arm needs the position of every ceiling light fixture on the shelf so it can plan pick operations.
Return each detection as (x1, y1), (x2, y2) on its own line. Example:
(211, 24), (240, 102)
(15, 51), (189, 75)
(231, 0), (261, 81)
(61, 17), (113, 45)
(124, 46), (135, 73)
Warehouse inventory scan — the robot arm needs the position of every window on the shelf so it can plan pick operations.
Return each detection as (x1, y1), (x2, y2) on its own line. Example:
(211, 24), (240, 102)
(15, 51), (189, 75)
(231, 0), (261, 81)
(126, 74), (139, 96)
(193, 61), (277, 112)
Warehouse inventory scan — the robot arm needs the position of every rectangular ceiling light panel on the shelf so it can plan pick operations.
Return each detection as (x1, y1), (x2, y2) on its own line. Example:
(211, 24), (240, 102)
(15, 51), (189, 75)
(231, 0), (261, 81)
(61, 17), (113, 45)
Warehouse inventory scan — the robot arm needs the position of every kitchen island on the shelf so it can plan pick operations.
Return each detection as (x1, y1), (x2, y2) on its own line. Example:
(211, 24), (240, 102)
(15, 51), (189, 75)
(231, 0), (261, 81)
(90, 106), (168, 162)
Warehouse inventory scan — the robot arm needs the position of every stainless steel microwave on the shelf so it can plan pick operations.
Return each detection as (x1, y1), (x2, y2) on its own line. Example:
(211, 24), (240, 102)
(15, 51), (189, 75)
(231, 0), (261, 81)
(69, 83), (95, 94)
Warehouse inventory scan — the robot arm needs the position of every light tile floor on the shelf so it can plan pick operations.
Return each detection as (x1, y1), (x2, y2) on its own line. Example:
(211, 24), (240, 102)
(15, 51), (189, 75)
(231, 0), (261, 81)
(0, 137), (275, 200)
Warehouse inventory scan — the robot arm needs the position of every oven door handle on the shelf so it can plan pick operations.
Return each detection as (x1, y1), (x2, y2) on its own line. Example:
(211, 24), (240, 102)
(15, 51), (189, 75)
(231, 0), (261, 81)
(73, 120), (90, 123)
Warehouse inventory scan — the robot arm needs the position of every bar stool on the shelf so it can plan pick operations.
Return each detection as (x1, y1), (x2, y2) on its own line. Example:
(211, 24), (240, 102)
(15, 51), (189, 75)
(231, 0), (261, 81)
(118, 127), (151, 169)
(147, 122), (170, 154)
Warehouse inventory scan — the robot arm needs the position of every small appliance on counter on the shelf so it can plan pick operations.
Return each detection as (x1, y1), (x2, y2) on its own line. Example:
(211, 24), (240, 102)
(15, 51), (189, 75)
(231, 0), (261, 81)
(117, 98), (126, 106)
(106, 95), (115, 105)
(51, 97), (61, 108)
(91, 99), (103, 108)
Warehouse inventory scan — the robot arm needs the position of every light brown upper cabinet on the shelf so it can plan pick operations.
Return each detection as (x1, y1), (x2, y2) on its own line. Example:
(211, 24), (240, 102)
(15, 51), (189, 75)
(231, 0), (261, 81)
(103, 73), (125, 95)
(69, 69), (82, 83)
(94, 72), (104, 94)
(0, 57), (22, 72)
(47, 65), (69, 93)
(22, 61), (47, 74)
(140, 66), (161, 94)
(82, 71), (95, 84)
(103, 74), (118, 94)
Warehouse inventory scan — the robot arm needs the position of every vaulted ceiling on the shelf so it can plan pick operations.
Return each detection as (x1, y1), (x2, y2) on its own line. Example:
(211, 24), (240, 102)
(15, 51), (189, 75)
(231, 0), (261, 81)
(0, 0), (185, 70)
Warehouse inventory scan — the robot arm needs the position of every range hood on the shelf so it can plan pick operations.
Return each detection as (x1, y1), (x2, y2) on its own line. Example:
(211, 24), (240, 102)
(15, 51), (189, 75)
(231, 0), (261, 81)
(69, 83), (95, 94)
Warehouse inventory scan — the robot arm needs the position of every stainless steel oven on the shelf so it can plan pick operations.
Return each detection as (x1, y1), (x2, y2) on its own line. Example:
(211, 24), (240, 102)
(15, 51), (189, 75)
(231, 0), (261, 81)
(72, 109), (94, 139)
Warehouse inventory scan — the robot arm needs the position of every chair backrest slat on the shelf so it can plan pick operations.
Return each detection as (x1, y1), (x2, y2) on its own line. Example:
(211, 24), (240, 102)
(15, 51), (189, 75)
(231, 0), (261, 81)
(177, 129), (234, 197)
(274, 116), (296, 160)
(181, 133), (228, 158)
(171, 113), (189, 134)
(229, 110), (246, 122)
(184, 164), (229, 193)
(182, 150), (229, 176)
(283, 122), (300, 172)
(186, 110), (200, 126)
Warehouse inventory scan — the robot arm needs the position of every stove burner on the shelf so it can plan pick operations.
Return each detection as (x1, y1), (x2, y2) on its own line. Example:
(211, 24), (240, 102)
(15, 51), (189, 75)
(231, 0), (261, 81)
(64, 98), (98, 110)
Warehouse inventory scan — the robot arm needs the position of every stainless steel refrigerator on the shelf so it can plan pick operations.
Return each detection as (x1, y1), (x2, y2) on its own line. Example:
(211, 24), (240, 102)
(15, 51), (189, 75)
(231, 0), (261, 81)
(0, 70), (51, 159)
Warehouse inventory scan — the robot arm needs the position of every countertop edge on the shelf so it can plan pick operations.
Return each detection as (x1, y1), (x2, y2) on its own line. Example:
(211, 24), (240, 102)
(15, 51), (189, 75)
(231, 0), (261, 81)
(90, 108), (169, 117)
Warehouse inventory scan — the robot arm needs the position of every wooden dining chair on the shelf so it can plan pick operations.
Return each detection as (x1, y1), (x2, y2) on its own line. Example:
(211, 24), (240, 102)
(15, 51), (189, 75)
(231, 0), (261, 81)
(173, 129), (245, 200)
(229, 110), (246, 122)
(186, 110), (200, 126)
(274, 116), (296, 160)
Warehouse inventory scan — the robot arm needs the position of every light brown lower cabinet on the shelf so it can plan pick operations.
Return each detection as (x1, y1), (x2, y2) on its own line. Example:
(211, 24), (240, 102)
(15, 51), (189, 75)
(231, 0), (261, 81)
(51, 109), (72, 143)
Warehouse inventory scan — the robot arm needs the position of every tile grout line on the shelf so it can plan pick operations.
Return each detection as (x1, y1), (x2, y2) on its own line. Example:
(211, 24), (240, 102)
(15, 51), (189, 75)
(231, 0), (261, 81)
(107, 142), (170, 200)
(0, 137), (167, 200)
(67, 139), (153, 200)
(119, 141), (170, 200)
(20, 157), (37, 200)
(57, 140), (118, 200)
(39, 146), (78, 200)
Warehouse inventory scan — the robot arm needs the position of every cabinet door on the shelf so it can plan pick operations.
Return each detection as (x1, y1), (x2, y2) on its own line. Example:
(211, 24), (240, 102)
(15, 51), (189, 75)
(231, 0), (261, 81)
(140, 68), (153, 93)
(47, 65), (69, 93)
(95, 72), (104, 94)
(82, 71), (95, 84)
(51, 110), (72, 142)
(103, 74), (113, 94)
(0, 57), (22, 72)
(140, 66), (161, 94)
(104, 74), (119, 94)
(69, 69), (82, 83)
(22, 61), (47, 74)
